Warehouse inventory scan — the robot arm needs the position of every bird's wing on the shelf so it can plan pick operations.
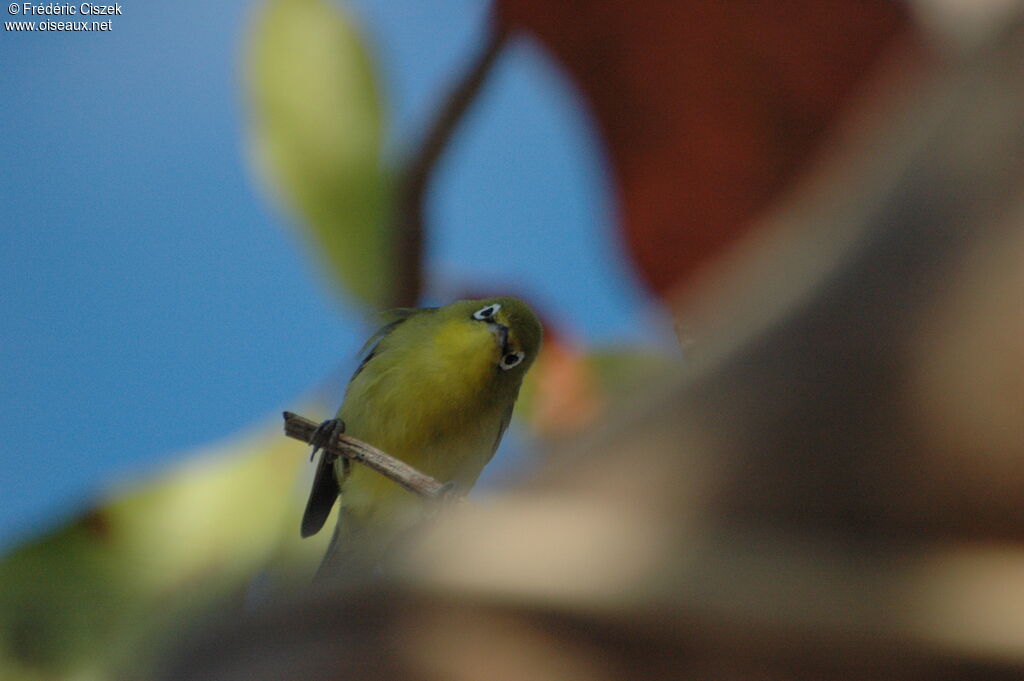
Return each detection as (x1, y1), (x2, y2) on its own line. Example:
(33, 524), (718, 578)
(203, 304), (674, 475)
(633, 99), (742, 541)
(350, 307), (433, 381)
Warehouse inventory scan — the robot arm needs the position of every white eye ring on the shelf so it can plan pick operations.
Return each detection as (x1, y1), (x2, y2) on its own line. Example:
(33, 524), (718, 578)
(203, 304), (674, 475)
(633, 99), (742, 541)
(499, 350), (525, 371)
(472, 303), (501, 321)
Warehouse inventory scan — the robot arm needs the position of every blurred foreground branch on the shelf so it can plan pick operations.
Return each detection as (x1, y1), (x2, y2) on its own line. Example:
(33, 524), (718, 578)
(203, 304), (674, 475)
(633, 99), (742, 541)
(282, 412), (446, 498)
(390, 22), (510, 307)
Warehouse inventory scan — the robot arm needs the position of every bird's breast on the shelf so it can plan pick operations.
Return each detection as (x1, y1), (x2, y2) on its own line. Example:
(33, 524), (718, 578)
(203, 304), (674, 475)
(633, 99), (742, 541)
(340, 318), (502, 468)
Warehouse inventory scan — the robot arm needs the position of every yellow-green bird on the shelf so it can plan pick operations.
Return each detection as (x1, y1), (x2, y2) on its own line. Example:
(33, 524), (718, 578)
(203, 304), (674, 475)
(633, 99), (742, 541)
(301, 297), (543, 571)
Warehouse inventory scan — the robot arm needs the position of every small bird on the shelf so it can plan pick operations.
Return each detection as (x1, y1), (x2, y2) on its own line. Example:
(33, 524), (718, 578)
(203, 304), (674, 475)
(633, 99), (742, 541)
(301, 297), (543, 573)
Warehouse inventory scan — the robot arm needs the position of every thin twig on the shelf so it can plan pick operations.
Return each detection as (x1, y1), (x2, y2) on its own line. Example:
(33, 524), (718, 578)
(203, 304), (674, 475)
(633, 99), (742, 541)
(283, 412), (447, 499)
(390, 20), (511, 307)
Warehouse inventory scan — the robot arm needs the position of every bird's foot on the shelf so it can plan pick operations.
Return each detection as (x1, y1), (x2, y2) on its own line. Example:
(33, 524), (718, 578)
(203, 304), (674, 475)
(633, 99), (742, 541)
(434, 480), (461, 504)
(309, 418), (346, 463)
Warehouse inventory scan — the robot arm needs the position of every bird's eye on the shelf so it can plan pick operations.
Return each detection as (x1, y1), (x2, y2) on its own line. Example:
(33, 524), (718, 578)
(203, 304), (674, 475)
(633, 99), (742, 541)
(472, 303), (501, 321)
(499, 350), (525, 371)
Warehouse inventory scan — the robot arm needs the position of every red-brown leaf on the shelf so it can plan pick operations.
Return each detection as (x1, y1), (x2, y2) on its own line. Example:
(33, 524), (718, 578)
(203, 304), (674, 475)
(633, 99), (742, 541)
(497, 0), (915, 298)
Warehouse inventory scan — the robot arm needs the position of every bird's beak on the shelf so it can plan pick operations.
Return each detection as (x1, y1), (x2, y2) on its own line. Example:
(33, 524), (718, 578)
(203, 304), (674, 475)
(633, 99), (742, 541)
(491, 323), (510, 355)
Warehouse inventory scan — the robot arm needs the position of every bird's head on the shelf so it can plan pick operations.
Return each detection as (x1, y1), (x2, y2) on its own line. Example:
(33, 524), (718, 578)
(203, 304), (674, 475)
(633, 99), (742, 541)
(449, 297), (543, 377)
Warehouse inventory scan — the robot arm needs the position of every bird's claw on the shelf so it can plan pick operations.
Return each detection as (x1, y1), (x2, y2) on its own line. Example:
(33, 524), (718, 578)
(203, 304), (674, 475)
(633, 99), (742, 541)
(435, 480), (460, 504)
(309, 418), (346, 463)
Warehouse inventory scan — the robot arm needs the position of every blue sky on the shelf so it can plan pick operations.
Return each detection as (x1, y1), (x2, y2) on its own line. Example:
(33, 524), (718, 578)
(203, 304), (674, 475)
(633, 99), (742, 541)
(0, 0), (661, 548)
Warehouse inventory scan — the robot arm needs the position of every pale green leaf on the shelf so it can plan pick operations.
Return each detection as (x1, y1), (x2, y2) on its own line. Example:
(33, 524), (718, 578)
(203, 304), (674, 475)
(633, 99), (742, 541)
(0, 415), (332, 679)
(246, 0), (391, 309)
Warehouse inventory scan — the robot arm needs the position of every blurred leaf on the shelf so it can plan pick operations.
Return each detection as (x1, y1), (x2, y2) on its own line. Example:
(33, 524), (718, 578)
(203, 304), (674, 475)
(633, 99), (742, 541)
(0, 419), (330, 679)
(246, 0), (392, 309)
(518, 334), (677, 441)
(497, 0), (913, 299)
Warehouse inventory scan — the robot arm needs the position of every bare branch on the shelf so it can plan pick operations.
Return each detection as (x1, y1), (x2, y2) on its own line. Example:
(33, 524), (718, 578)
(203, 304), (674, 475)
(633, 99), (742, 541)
(282, 411), (446, 499)
(390, 21), (511, 307)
